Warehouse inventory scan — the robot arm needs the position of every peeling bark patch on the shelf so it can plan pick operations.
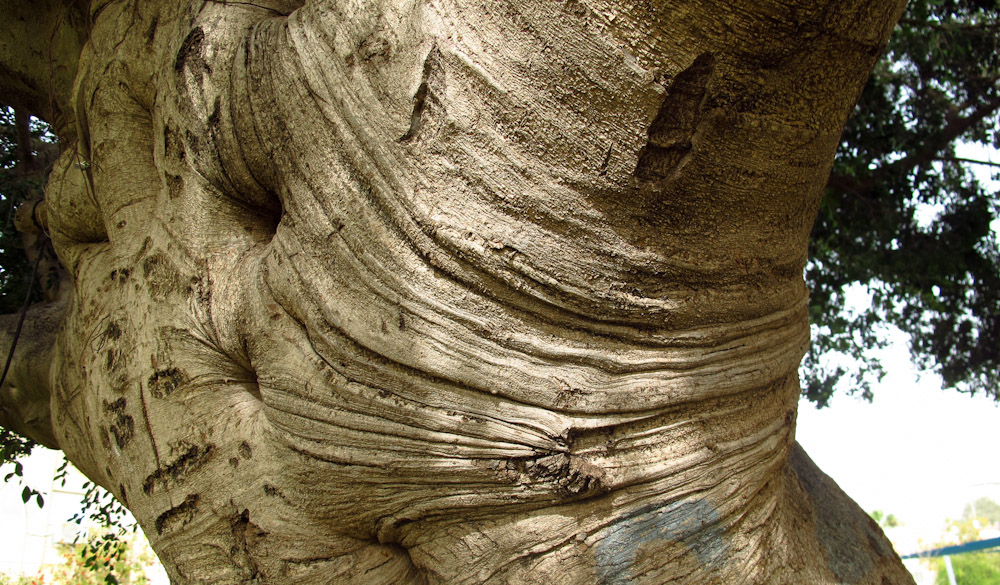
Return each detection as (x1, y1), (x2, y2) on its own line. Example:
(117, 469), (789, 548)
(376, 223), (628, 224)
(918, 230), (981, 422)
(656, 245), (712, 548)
(103, 398), (134, 449)
(163, 126), (184, 160)
(142, 444), (216, 495)
(263, 484), (290, 502)
(142, 253), (185, 299)
(174, 28), (205, 74)
(165, 174), (184, 199)
(634, 54), (715, 182)
(155, 494), (199, 535)
(149, 367), (186, 399)
(104, 321), (122, 340)
(594, 499), (727, 585)
(108, 268), (130, 284)
(357, 35), (391, 63)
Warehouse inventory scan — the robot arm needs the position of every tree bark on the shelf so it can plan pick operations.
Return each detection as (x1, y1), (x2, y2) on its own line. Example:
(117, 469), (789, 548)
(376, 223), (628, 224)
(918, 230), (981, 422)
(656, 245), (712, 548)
(1, 0), (914, 583)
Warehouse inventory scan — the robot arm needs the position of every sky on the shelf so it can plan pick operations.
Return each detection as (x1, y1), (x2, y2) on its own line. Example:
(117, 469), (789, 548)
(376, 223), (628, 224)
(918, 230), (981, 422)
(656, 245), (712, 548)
(796, 334), (1000, 552)
(798, 141), (1000, 555)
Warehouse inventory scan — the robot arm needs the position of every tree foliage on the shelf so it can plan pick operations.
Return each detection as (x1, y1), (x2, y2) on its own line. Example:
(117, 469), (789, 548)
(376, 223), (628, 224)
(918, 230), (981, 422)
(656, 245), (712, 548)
(804, 0), (1000, 405)
(963, 497), (1000, 524)
(932, 553), (1000, 585)
(0, 105), (52, 499)
(0, 529), (157, 585)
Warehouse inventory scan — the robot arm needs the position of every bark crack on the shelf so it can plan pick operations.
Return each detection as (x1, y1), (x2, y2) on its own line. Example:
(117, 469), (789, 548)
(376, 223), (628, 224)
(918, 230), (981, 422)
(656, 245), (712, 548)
(400, 47), (445, 143)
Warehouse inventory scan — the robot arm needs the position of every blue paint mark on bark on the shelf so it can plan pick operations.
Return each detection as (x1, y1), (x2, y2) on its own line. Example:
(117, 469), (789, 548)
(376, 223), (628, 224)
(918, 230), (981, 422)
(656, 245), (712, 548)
(594, 498), (727, 585)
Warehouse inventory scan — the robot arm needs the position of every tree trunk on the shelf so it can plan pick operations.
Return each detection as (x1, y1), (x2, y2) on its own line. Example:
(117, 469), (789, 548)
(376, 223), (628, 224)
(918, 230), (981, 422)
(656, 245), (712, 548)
(1, 0), (915, 583)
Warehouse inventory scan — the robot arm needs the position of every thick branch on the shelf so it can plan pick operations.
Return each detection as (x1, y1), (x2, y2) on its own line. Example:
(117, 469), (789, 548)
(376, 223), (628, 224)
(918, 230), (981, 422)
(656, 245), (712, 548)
(0, 0), (88, 139)
(0, 301), (63, 449)
(828, 94), (1000, 195)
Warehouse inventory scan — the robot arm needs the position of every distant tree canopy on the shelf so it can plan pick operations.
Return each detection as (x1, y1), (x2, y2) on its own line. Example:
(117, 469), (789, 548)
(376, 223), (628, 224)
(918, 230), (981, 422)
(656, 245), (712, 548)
(963, 497), (1000, 525)
(804, 0), (1000, 406)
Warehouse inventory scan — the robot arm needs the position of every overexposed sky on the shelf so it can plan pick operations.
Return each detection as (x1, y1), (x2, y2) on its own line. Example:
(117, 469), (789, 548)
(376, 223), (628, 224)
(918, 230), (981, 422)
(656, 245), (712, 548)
(796, 336), (1000, 549)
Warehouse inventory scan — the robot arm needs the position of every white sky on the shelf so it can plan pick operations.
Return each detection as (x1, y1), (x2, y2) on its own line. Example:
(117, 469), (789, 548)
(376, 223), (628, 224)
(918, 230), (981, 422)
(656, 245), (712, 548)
(796, 337), (1000, 549)
(798, 140), (1000, 554)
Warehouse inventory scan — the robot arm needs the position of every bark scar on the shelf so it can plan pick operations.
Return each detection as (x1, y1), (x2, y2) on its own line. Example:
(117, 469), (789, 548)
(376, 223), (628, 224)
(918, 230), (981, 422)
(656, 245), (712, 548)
(491, 452), (607, 497)
(155, 494), (200, 535)
(142, 444), (216, 495)
(635, 53), (716, 182)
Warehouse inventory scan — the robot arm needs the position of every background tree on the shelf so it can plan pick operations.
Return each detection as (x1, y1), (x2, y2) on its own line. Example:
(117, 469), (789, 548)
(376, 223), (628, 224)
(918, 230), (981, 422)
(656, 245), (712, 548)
(963, 497), (1000, 525)
(871, 509), (901, 528)
(804, 0), (1000, 406)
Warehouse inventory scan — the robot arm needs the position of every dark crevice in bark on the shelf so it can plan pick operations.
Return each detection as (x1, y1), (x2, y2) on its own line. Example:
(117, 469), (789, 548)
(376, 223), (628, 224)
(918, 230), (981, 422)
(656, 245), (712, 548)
(142, 443), (216, 495)
(155, 493), (200, 535)
(400, 47), (445, 143)
(634, 53), (715, 182)
(230, 508), (267, 582)
(175, 28), (207, 74)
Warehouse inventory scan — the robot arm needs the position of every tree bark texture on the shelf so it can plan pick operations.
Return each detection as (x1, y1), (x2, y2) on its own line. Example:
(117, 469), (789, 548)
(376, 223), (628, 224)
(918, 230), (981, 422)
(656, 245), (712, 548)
(1, 0), (914, 583)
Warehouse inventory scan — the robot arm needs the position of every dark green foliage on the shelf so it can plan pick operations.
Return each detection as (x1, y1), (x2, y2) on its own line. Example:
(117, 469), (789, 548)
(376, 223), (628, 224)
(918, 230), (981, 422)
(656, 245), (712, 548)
(805, 0), (1000, 406)
(1, 426), (39, 505)
(70, 477), (134, 532)
(0, 106), (47, 314)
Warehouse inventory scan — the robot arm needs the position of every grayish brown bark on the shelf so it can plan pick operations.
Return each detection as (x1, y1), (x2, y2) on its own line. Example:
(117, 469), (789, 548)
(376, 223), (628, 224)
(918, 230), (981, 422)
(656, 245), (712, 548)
(1, 0), (915, 583)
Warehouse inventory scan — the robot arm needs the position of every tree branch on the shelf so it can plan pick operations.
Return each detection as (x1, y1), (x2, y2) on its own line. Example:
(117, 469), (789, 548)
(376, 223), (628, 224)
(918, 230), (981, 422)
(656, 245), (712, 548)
(0, 0), (88, 139)
(0, 301), (64, 449)
(897, 19), (1000, 33)
(937, 156), (1000, 169)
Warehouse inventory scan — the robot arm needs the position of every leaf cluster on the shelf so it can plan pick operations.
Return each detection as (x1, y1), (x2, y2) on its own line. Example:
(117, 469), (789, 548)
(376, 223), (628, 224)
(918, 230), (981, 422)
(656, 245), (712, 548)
(805, 0), (1000, 405)
(932, 553), (1000, 585)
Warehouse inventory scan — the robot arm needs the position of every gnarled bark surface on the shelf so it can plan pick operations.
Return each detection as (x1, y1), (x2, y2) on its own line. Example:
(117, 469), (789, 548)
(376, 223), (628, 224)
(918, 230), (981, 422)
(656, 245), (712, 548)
(1, 0), (915, 583)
